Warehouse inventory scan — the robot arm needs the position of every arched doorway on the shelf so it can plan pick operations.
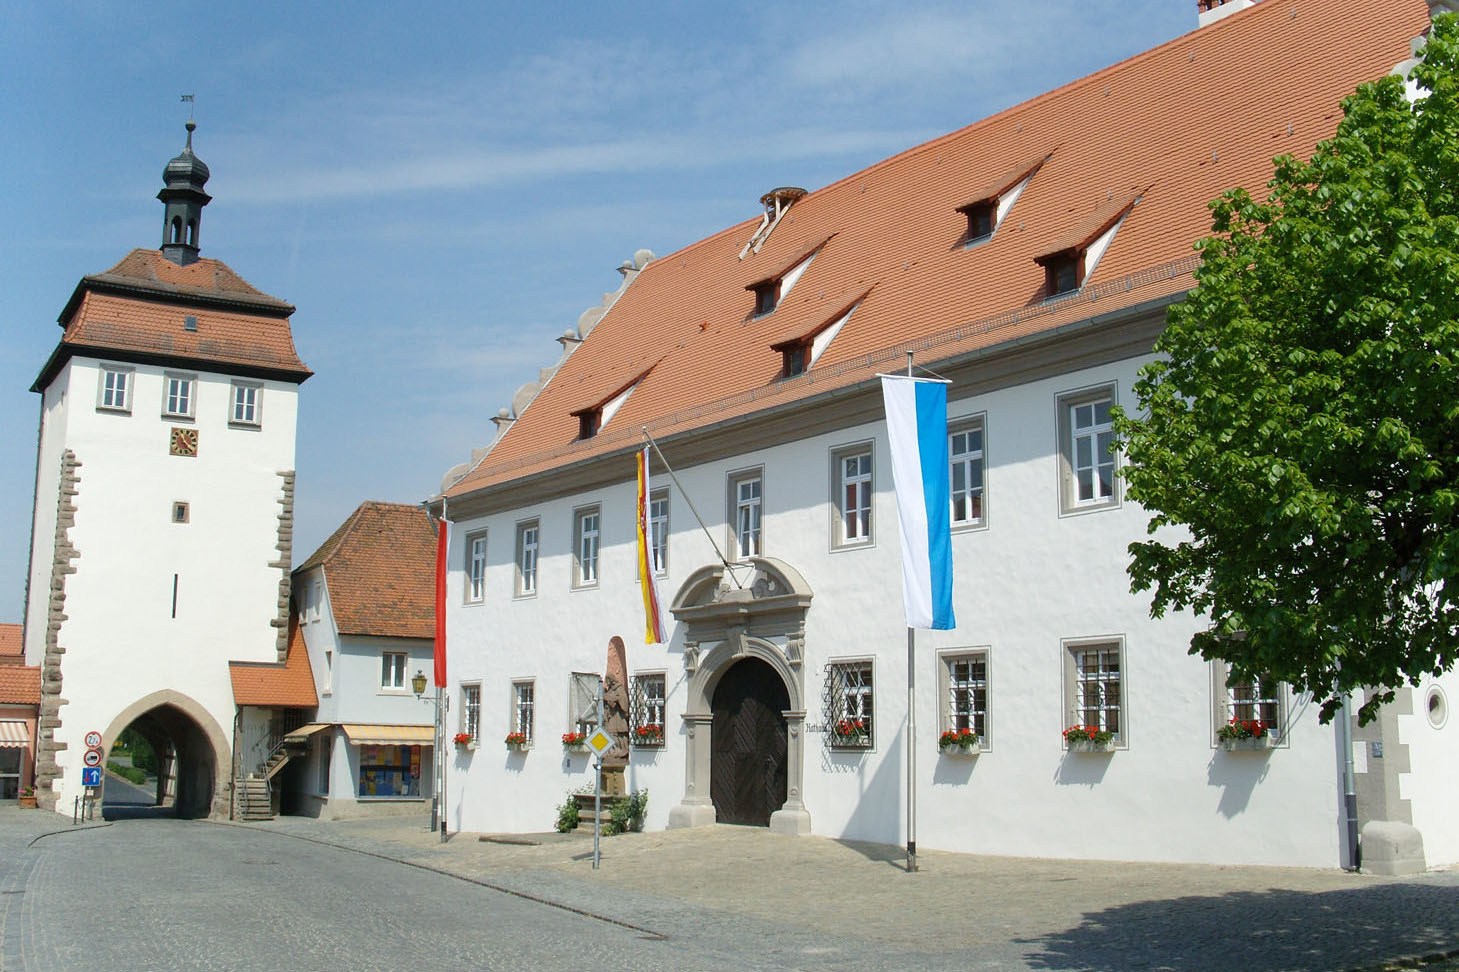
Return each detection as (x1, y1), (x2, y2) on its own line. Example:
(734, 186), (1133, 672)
(100, 691), (229, 820)
(711, 658), (789, 827)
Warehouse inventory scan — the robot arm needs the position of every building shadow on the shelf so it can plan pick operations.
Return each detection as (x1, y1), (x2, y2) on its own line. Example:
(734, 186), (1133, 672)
(1018, 882), (1459, 971)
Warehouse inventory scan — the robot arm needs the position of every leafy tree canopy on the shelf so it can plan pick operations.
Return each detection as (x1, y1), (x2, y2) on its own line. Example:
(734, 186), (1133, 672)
(1114, 16), (1459, 724)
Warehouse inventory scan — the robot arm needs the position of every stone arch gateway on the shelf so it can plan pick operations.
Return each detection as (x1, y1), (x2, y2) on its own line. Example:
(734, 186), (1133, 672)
(100, 689), (231, 819)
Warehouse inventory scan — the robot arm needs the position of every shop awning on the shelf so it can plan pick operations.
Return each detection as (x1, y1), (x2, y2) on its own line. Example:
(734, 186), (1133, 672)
(0, 720), (31, 748)
(341, 724), (434, 746)
(283, 723), (332, 743)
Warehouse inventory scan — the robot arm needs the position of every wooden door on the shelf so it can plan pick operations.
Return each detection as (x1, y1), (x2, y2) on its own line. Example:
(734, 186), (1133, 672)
(710, 658), (789, 826)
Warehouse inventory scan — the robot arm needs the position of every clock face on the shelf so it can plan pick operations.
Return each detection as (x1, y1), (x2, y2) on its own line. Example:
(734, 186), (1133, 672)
(169, 427), (198, 457)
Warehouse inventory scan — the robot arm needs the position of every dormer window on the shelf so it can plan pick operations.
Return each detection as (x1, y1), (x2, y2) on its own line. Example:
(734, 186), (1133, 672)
(781, 343), (809, 378)
(963, 202), (995, 242)
(752, 281), (780, 316)
(1034, 193), (1139, 300)
(571, 373), (646, 440)
(769, 293), (866, 379)
(955, 149), (1052, 248)
(578, 411), (601, 440)
(745, 238), (828, 318)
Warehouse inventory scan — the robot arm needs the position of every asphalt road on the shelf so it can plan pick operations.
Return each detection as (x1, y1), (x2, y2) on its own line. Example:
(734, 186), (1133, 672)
(0, 819), (837, 972)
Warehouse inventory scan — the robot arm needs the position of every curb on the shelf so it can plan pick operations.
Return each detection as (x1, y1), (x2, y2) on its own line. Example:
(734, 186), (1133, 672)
(211, 820), (667, 940)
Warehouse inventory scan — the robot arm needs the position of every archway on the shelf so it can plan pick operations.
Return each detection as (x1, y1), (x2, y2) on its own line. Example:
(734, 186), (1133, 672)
(711, 657), (789, 826)
(99, 690), (229, 820)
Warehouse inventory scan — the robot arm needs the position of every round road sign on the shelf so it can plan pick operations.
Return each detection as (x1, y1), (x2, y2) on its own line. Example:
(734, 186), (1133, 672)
(84, 730), (102, 749)
(82, 748), (103, 768)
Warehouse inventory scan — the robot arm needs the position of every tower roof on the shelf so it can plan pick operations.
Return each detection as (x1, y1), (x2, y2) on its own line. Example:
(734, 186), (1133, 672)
(161, 120), (211, 197)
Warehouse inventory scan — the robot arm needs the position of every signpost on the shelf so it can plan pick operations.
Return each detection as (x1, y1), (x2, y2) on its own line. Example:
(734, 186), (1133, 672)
(84, 730), (102, 750)
(586, 680), (610, 869)
(82, 748), (102, 768)
(81, 767), (101, 787)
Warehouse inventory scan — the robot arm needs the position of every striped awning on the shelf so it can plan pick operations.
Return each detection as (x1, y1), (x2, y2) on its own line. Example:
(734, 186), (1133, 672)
(0, 720), (31, 748)
(341, 724), (433, 746)
(283, 723), (332, 743)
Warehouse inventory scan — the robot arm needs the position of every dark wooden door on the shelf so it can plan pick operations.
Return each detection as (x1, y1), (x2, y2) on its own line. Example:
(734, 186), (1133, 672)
(710, 658), (789, 826)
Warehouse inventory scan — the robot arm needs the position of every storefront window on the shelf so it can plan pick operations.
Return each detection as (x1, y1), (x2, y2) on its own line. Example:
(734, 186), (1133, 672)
(357, 744), (422, 798)
(0, 747), (21, 800)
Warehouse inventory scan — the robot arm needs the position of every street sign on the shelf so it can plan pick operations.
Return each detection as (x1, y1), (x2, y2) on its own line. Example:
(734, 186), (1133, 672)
(585, 727), (616, 756)
(81, 767), (101, 787)
(82, 748), (102, 768)
(83, 730), (102, 749)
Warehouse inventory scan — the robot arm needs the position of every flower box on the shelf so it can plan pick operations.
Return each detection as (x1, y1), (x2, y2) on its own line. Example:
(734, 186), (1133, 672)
(632, 725), (665, 747)
(504, 732), (529, 752)
(1066, 738), (1116, 753)
(1216, 719), (1273, 751)
(1221, 732), (1275, 752)
(17, 789), (36, 809)
(1063, 726), (1116, 752)
(561, 732), (589, 753)
(453, 732), (476, 752)
(938, 729), (980, 755)
(830, 719), (870, 748)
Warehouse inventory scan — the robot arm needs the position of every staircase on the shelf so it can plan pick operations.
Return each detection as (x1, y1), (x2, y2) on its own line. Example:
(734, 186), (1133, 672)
(573, 766), (625, 832)
(237, 777), (273, 820)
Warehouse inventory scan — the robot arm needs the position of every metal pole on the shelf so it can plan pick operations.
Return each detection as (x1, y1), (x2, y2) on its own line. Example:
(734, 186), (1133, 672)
(438, 687), (447, 841)
(593, 675), (604, 869)
(904, 351), (918, 874)
(641, 428), (744, 588)
(1339, 693), (1359, 869)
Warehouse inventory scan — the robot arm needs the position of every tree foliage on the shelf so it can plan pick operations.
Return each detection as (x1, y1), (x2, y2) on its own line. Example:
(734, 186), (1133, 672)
(1114, 17), (1459, 724)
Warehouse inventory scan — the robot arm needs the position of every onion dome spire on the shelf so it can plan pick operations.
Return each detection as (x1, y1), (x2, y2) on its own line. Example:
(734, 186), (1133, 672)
(158, 120), (212, 266)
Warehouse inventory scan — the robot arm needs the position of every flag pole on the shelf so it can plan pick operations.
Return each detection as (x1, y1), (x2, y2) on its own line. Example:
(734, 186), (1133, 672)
(904, 351), (918, 874)
(641, 428), (744, 588)
(438, 498), (448, 843)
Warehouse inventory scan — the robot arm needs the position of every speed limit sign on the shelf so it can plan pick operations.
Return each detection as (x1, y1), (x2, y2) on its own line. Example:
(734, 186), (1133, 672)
(84, 730), (102, 749)
(83, 748), (103, 768)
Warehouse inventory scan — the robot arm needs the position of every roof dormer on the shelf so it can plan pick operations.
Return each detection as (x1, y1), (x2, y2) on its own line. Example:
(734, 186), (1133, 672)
(1033, 193), (1138, 299)
(769, 293), (867, 378)
(745, 237), (831, 318)
(569, 372), (647, 440)
(955, 149), (1053, 246)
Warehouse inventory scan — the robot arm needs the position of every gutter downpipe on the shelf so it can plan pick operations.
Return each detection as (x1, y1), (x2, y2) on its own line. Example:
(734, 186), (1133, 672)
(1338, 691), (1360, 870)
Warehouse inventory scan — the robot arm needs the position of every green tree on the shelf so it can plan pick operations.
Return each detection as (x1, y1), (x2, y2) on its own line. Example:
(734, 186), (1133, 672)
(1114, 16), (1459, 724)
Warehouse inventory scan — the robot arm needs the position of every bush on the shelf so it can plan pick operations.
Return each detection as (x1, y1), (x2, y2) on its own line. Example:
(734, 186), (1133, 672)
(555, 793), (580, 833)
(106, 761), (146, 785)
(607, 788), (648, 835)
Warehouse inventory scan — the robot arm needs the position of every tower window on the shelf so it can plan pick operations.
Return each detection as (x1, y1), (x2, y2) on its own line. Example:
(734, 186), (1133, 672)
(171, 216), (183, 244)
(186, 220), (197, 246)
(172, 501), (190, 524)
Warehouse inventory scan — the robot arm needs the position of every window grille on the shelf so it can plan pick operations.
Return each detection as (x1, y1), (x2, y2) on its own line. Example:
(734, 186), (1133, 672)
(1073, 647), (1120, 734)
(512, 681), (534, 743)
(946, 654), (987, 736)
(1226, 678), (1280, 726)
(823, 661), (873, 748)
(461, 684), (481, 740)
(630, 674), (667, 746)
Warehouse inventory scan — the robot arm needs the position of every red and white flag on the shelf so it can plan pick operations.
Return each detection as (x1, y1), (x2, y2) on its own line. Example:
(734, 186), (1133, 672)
(434, 517), (449, 687)
(636, 447), (667, 644)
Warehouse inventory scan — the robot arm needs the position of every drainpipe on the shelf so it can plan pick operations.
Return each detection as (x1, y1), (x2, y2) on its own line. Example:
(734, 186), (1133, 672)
(1337, 693), (1360, 870)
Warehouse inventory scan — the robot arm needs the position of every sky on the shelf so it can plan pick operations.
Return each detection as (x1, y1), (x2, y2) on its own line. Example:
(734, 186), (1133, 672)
(0, 1), (1199, 621)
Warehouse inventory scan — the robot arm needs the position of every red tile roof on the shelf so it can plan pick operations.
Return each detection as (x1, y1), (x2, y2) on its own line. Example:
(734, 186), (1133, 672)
(33, 248), (311, 391)
(297, 502), (436, 640)
(445, 0), (1425, 497)
(229, 620), (318, 707)
(0, 666), (41, 705)
(0, 624), (20, 661)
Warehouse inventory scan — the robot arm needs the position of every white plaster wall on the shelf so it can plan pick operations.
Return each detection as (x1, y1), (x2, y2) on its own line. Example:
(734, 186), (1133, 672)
(445, 352), (1350, 866)
(297, 568), (342, 723)
(1398, 668), (1459, 867)
(23, 362), (73, 664)
(43, 355), (298, 814)
(331, 635), (435, 726)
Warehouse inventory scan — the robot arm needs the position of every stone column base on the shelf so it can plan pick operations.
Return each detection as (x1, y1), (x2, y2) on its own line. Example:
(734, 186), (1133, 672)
(1361, 820), (1426, 875)
(667, 801), (717, 829)
(769, 806), (812, 836)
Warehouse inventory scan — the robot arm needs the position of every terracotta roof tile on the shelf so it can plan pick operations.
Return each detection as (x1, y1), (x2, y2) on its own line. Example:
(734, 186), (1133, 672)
(0, 666), (41, 705)
(446, 0), (1426, 496)
(229, 620), (318, 707)
(0, 624), (20, 659)
(296, 502), (436, 640)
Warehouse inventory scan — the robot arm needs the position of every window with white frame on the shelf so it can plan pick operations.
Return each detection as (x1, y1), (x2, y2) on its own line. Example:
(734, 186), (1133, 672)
(163, 373), (195, 419)
(942, 651), (988, 739)
(949, 419), (986, 527)
(1057, 387), (1117, 511)
(380, 651), (407, 690)
(461, 683), (482, 741)
(649, 491), (669, 575)
(97, 365), (133, 413)
(465, 531), (487, 603)
(729, 469), (763, 559)
(630, 673), (667, 745)
(832, 445), (873, 547)
(515, 520), (539, 597)
(573, 506), (601, 588)
(231, 381), (262, 426)
(1214, 662), (1283, 737)
(823, 660), (874, 748)
(512, 680), (535, 744)
(1063, 640), (1124, 741)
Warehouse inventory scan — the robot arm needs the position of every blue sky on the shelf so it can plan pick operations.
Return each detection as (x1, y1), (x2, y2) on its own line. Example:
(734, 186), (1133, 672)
(0, 1), (1198, 621)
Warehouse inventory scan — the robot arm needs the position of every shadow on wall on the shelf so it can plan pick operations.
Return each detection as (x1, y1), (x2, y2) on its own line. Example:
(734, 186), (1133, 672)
(1052, 749), (1113, 787)
(1018, 882), (1459, 972)
(1205, 751), (1270, 819)
(838, 725), (904, 846)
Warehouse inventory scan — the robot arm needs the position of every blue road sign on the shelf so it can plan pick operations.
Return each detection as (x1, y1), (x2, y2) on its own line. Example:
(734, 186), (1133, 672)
(81, 767), (101, 787)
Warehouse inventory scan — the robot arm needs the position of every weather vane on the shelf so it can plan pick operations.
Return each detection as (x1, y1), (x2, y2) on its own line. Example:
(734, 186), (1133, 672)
(180, 93), (195, 121)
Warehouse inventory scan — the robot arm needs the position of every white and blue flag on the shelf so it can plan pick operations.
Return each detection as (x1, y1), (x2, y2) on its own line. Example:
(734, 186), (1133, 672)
(880, 375), (956, 630)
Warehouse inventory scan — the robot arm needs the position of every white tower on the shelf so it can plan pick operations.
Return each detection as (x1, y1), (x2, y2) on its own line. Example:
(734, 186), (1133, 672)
(22, 123), (312, 817)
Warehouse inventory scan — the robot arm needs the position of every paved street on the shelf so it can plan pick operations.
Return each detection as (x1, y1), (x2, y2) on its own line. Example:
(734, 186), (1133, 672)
(1, 807), (1457, 971)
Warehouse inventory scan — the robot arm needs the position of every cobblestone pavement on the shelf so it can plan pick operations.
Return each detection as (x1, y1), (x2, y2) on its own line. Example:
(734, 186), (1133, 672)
(240, 813), (1459, 971)
(3, 806), (1458, 970)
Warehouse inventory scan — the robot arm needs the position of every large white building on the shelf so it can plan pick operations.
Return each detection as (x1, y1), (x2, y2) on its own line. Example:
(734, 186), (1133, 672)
(429, 0), (1459, 871)
(21, 123), (312, 818)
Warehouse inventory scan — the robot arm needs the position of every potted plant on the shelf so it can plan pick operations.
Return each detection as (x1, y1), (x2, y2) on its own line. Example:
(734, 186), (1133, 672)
(561, 731), (588, 753)
(1063, 725), (1116, 752)
(632, 724), (665, 747)
(17, 785), (36, 809)
(938, 728), (980, 755)
(1217, 718), (1274, 751)
(831, 718), (870, 747)
(504, 731), (529, 752)
(453, 731), (475, 752)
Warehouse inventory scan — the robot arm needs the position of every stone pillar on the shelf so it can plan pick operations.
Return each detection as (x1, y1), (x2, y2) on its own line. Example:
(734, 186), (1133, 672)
(770, 709), (812, 835)
(667, 712), (717, 828)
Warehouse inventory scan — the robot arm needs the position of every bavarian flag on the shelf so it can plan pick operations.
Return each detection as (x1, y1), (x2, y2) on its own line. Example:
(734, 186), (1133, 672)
(636, 446), (668, 643)
(880, 375), (956, 630)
